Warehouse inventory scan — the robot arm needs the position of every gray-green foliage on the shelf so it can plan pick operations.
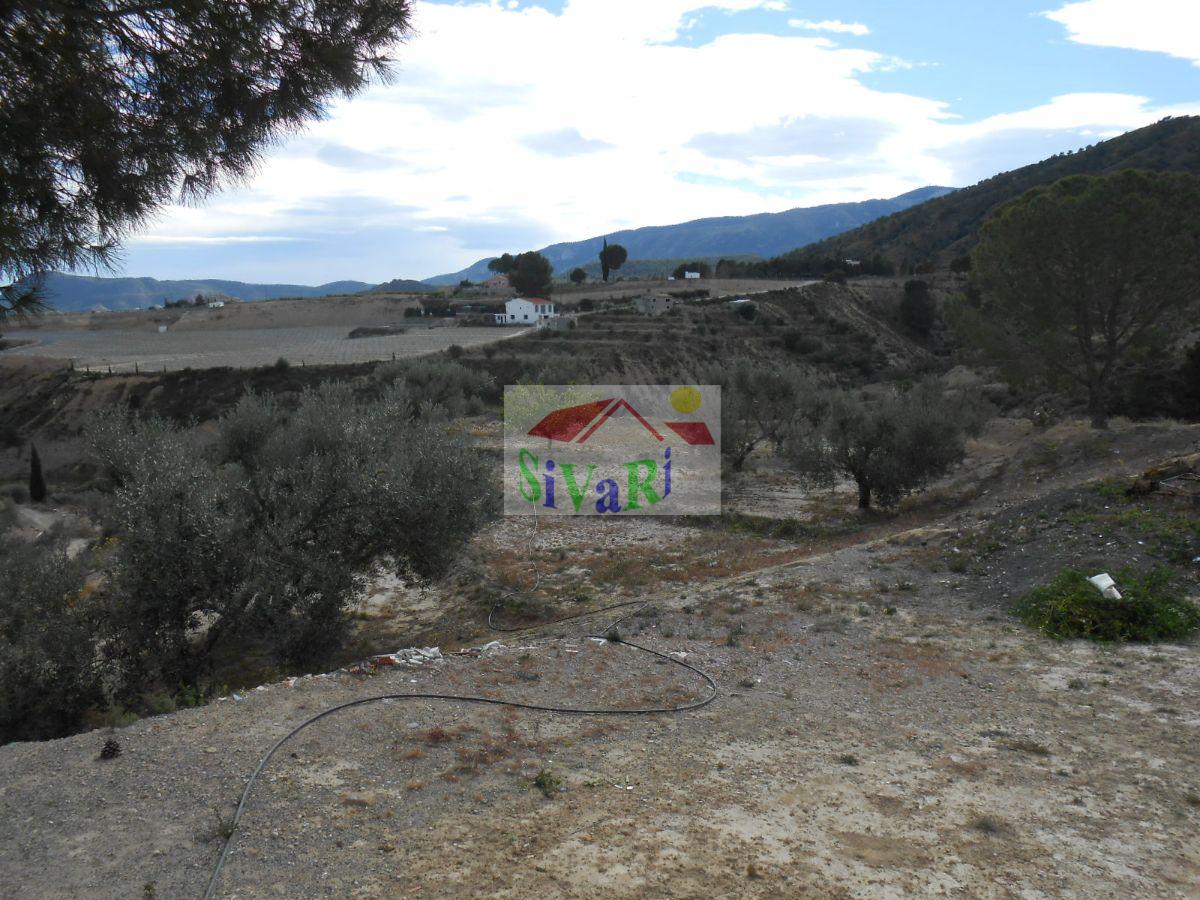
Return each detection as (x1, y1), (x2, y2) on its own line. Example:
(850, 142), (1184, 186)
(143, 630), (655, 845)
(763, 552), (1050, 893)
(785, 381), (981, 509)
(374, 356), (494, 415)
(709, 361), (827, 472)
(90, 383), (493, 685)
(968, 170), (1200, 428)
(0, 538), (106, 743)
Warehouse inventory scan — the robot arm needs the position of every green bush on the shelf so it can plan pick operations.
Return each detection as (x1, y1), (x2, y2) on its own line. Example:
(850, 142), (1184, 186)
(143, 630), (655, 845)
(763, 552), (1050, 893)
(1015, 568), (1200, 642)
(89, 383), (494, 688)
(0, 538), (107, 742)
(374, 356), (494, 415)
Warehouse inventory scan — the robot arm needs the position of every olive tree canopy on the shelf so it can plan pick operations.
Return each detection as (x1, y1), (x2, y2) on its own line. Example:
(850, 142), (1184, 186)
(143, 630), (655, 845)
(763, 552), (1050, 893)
(0, 0), (415, 315)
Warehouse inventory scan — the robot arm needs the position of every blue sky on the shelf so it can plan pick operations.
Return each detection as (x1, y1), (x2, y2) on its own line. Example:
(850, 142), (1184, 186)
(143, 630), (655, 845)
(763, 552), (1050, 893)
(118, 0), (1200, 284)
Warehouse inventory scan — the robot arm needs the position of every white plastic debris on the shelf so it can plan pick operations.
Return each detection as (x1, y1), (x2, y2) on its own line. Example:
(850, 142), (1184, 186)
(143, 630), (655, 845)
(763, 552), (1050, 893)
(375, 646), (442, 667)
(1088, 573), (1122, 601)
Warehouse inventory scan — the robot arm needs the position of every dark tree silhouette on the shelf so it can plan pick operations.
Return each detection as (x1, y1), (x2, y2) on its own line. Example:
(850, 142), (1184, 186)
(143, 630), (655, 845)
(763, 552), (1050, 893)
(28, 442), (45, 502)
(900, 279), (936, 336)
(569, 267), (586, 284)
(508, 251), (554, 297)
(0, 0), (415, 316)
(972, 171), (1200, 428)
(487, 253), (517, 275)
(599, 242), (627, 282)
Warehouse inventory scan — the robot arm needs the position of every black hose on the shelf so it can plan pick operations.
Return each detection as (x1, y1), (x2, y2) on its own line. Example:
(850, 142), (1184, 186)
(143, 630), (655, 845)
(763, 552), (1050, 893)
(202, 581), (718, 899)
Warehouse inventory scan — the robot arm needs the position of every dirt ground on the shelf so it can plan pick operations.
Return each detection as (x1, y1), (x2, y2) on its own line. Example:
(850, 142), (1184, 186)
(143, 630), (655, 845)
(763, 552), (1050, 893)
(1, 277), (807, 374)
(0, 325), (527, 374)
(1, 419), (1198, 899)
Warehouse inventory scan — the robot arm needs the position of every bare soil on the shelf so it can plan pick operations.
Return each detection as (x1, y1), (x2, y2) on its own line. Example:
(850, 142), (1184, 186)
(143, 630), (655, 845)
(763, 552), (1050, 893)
(2, 417), (1197, 898)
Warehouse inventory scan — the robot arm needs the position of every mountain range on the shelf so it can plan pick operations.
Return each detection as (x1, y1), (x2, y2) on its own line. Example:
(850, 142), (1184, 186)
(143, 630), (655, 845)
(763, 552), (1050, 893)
(422, 186), (955, 285)
(26, 272), (373, 313)
(25, 116), (1200, 312)
(785, 116), (1200, 268)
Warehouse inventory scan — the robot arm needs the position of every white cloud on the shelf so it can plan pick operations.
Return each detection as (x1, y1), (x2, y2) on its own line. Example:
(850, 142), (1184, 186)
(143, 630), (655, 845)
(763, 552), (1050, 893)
(121, 0), (1200, 282)
(128, 234), (305, 245)
(1045, 0), (1200, 66)
(788, 18), (871, 36)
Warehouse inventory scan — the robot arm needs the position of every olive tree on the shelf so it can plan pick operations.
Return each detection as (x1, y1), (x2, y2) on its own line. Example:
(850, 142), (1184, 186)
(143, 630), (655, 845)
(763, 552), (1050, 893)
(90, 384), (493, 686)
(709, 361), (827, 472)
(785, 382), (982, 509)
(970, 171), (1200, 428)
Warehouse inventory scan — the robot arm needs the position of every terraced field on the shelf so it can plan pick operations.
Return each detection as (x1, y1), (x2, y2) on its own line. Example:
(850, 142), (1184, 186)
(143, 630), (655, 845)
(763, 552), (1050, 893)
(3, 324), (526, 373)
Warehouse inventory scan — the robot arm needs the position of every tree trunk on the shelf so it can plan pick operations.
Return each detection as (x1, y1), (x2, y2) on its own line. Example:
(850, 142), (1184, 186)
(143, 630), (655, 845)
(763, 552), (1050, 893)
(1087, 380), (1109, 429)
(857, 481), (872, 509)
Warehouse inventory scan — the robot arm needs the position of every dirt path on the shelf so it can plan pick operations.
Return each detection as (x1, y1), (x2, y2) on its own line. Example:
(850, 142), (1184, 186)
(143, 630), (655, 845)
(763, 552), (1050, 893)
(2, 423), (1198, 899)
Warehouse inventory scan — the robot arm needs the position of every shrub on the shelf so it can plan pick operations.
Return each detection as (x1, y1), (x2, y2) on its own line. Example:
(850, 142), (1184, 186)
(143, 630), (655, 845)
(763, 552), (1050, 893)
(900, 279), (936, 336)
(782, 330), (822, 355)
(1015, 568), (1200, 642)
(374, 356), (495, 414)
(89, 383), (494, 687)
(447, 343), (464, 359)
(0, 538), (107, 742)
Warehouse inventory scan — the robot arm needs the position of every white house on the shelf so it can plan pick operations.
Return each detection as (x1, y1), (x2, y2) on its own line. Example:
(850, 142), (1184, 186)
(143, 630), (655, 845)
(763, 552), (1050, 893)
(496, 297), (557, 325)
(206, 299), (225, 309)
(683, 271), (702, 280)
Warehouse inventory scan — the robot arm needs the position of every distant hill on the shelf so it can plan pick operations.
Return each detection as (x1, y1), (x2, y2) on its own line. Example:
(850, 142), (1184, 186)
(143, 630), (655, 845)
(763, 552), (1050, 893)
(422, 187), (954, 286)
(27, 272), (373, 312)
(785, 116), (1200, 268)
(364, 278), (437, 294)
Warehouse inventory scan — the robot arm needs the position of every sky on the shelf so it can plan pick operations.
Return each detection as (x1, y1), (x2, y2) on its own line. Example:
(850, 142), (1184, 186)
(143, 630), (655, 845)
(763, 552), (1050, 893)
(116, 0), (1200, 284)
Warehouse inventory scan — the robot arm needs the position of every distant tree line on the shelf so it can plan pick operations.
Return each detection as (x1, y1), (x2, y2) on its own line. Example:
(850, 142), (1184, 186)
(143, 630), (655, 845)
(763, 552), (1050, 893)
(712, 253), (896, 280)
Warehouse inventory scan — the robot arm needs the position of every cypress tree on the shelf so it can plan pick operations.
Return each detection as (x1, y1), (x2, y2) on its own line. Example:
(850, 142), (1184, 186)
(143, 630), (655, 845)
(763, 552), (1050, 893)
(29, 442), (46, 502)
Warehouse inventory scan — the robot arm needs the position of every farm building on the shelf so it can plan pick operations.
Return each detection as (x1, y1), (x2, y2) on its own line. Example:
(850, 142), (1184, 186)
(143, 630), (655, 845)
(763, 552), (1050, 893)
(494, 297), (557, 325)
(634, 294), (677, 316)
(683, 271), (702, 280)
(483, 274), (512, 295)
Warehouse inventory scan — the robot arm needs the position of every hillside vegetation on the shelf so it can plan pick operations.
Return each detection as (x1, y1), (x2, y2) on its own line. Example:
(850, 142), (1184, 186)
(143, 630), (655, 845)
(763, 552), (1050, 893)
(784, 116), (1200, 270)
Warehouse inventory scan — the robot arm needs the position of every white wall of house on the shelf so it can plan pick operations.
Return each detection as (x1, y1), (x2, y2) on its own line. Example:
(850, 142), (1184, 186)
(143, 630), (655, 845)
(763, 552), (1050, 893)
(683, 271), (701, 280)
(503, 298), (557, 324)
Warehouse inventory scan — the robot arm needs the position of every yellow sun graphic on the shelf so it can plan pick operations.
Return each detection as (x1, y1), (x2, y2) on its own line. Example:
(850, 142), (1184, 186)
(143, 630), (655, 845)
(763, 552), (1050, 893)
(670, 385), (702, 414)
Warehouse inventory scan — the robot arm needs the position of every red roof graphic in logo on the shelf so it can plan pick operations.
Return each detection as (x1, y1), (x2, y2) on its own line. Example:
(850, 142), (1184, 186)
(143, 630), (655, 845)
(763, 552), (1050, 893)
(528, 398), (713, 445)
(526, 399), (613, 443)
(663, 421), (715, 446)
